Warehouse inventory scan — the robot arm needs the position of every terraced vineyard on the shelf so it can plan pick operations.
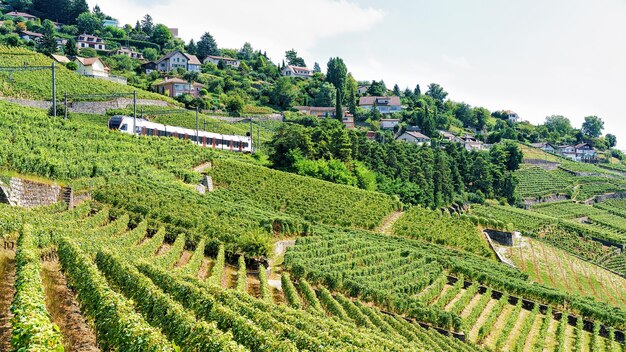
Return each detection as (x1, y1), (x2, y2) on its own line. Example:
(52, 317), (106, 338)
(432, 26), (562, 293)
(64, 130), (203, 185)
(209, 159), (401, 230)
(284, 228), (626, 351)
(0, 47), (171, 102)
(515, 165), (573, 198)
(0, 203), (482, 351)
(506, 237), (626, 307)
(393, 206), (494, 258)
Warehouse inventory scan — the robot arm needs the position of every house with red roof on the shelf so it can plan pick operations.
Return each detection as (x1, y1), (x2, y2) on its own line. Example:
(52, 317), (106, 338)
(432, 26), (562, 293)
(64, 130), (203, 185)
(5, 11), (37, 21)
(153, 77), (204, 98)
(281, 65), (313, 78)
(74, 57), (109, 77)
(77, 33), (107, 51)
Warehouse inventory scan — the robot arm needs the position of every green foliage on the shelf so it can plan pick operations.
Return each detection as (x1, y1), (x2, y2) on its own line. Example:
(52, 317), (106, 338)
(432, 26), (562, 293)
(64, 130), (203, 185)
(394, 207), (494, 258)
(257, 264), (272, 303)
(208, 244), (225, 285)
(235, 255), (247, 292)
(209, 158), (399, 230)
(281, 272), (303, 309)
(57, 238), (174, 351)
(10, 225), (64, 352)
(96, 251), (245, 351)
(76, 12), (103, 34)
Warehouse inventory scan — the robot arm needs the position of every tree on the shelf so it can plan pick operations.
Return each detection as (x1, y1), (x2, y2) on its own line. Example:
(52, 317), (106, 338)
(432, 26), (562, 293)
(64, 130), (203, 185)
(367, 80), (387, 96)
(544, 115), (572, 135)
(4, 34), (21, 47)
(150, 24), (172, 47)
(270, 77), (298, 109)
(313, 62), (321, 73)
(470, 107), (490, 130)
(225, 93), (245, 115)
(69, 0), (90, 23)
(142, 47), (158, 61)
(426, 83), (448, 102)
(269, 124), (314, 169)
(141, 14), (154, 35)
(345, 74), (358, 115)
(326, 57), (348, 120)
(77, 12), (102, 34)
(313, 82), (336, 107)
(606, 134), (617, 148)
(197, 32), (219, 59)
(187, 39), (197, 55)
(33, 0), (70, 23)
(239, 42), (253, 60)
(38, 19), (58, 55)
(8, 0), (32, 12)
(582, 116), (604, 138)
(285, 49), (306, 67)
(413, 84), (421, 98)
(92, 5), (105, 19)
(392, 84), (401, 96)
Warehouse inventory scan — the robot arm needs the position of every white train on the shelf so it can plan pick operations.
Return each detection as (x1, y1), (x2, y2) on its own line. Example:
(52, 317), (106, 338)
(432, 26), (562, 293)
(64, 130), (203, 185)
(107, 115), (253, 153)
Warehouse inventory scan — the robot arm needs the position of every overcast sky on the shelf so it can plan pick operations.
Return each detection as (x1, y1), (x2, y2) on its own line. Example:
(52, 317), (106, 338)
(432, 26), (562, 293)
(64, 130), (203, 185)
(89, 0), (626, 148)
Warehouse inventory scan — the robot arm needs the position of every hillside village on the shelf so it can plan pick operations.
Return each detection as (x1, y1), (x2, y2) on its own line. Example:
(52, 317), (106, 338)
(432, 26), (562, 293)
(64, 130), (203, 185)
(0, 2), (619, 164)
(1, 2), (626, 352)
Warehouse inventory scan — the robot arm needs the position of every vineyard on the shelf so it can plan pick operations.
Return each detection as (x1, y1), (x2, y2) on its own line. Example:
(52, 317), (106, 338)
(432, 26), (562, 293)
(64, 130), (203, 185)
(393, 206), (494, 258)
(0, 202), (487, 352)
(515, 165), (573, 198)
(284, 227), (626, 350)
(0, 47), (171, 102)
(208, 159), (401, 230)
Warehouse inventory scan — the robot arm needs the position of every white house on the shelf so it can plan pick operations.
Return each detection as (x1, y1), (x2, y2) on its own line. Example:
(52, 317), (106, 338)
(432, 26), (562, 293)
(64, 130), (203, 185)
(439, 130), (459, 142)
(203, 55), (241, 68)
(357, 85), (369, 95)
(77, 33), (106, 51)
(558, 143), (597, 162)
(381, 119), (400, 129)
(74, 57), (109, 77)
(156, 50), (201, 72)
(397, 131), (431, 146)
(359, 96), (402, 114)
(281, 65), (313, 78)
(558, 145), (576, 160)
(506, 110), (520, 123)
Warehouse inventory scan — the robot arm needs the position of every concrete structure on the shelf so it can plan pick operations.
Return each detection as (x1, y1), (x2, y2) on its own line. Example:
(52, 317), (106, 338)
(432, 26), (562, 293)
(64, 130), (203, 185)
(77, 33), (106, 51)
(396, 131), (431, 146)
(102, 19), (119, 27)
(203, 55), (241, 68)
(359, 96), (402, 114)
(74, 57), (109, 77)
(114, 47), (144, 60)
(153, 77), (204, 98)
(281, 65), (313, 78)
(156, 50), (201, 72)
(293, 106), (342, 118)
(381, 119), (400, 129)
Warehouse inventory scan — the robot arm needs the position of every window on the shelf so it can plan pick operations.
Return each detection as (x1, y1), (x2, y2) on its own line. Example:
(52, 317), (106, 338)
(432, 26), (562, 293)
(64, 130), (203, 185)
(120, 124), (127, 131)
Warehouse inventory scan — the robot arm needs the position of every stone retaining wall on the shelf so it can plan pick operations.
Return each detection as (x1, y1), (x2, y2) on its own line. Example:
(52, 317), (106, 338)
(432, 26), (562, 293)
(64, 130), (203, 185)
(0, 177), (62, 208)
(0, 97), (169, 115)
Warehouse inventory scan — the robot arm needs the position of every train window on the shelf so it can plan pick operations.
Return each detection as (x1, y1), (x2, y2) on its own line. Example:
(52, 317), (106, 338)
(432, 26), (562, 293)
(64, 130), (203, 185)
(147, 129), (153, 135)
(120, 124), (127, 131)
(208, 138), (213, 145)
(242, 142), (249, 148)
(234, 142), (240, 148)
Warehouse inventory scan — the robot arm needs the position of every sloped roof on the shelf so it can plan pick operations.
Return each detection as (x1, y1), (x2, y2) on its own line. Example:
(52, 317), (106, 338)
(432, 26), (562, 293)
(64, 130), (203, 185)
(6, 11), (36, 18)
(50, 54), (70, 64)
(286, 65), (311, 72)
(205, 55), (239, 62)
(153, 77), (203, 87)
(187, 54), (201, 65)
(157, 50), (200, 65)
(359, 96), (401, 106)
(403, 131), (430, 140)
(75, 57), (103, 66)
(20, 30), (43, 37)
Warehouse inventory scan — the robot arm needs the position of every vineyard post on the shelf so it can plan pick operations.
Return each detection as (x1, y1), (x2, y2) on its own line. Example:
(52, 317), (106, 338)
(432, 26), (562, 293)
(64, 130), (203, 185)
(133, 91), (137, 135)
(51, 62), (56, 117)
(64, 92), (67, 120)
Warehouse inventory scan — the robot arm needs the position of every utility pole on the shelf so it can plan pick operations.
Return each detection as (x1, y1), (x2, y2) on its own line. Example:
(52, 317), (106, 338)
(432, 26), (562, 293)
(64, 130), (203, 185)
(51, 62), (56, 117)
(133, 91), (137, 135)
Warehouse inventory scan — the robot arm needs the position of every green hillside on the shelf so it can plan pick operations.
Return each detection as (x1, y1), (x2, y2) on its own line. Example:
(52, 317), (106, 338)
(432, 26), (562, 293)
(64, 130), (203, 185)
(0, 46), (172, 102)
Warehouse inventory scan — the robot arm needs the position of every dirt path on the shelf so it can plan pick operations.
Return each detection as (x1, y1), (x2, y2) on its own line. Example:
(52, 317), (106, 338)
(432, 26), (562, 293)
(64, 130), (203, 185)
(377, 211), (404, 235)
(0, 250), (16, 352)
(174, 251), (192, 269)
(41, 260), (100, 352)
